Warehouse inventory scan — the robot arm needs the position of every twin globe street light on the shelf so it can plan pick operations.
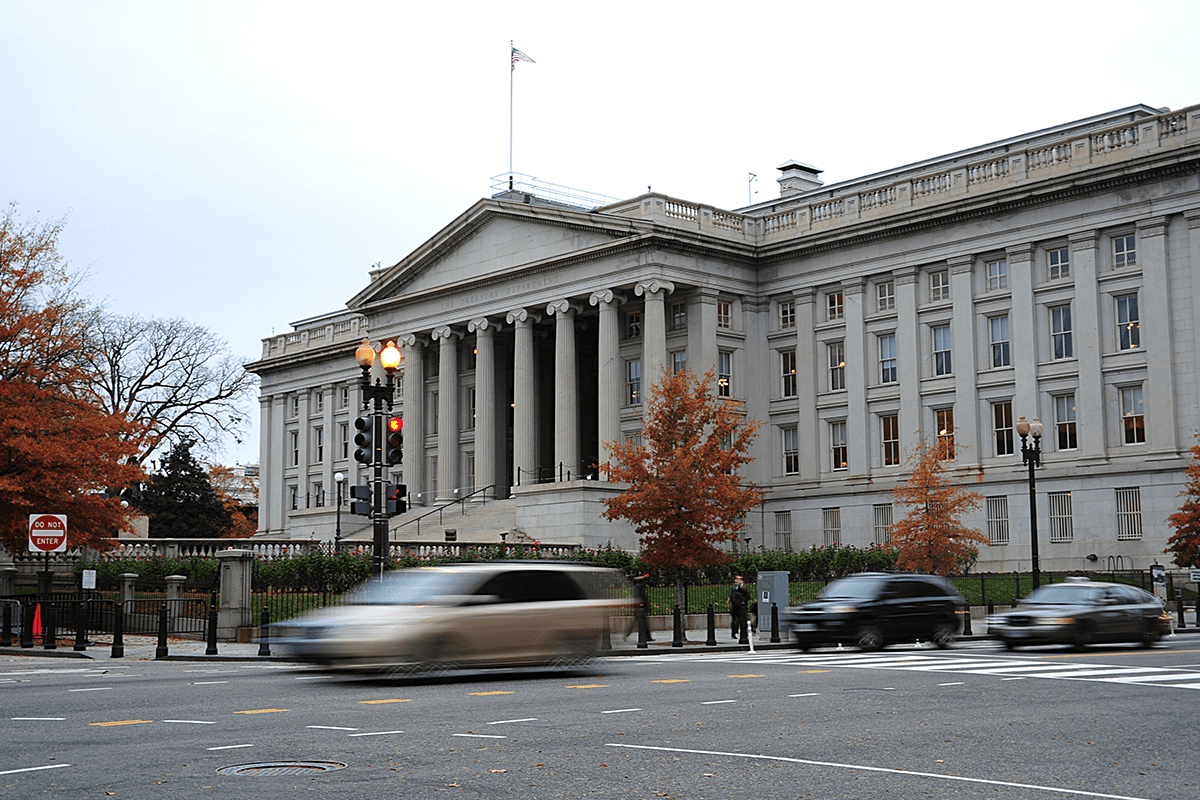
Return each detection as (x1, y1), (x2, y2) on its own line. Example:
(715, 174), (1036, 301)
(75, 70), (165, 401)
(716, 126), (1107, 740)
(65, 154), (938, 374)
(1015, 415), (1044, 590)
(354, 339), (406, 578)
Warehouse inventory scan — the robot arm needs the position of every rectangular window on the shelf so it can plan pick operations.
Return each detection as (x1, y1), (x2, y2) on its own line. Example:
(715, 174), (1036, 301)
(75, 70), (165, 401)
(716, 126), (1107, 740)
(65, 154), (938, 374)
(830, 421), (848, 471)
(990, 315), (1010, 368)
(314, 482), (324, 508)
(873, 504), (893, 545)
(627, 359), (642, 405)
(289, 486), (298, 511)
(933, 324), (952, 375)
(624, 430), (644, 447)
(1113, 234), (1136, 268)
(936, 408), (955, 459)
(1116, 293), (1140, 350)
(626, 310), (642, 339)
(1048, 491), (1074, 542)
(993, 401), (1014, 456)
(430, 391), (438, 433)
(879, 334), (897, 384)
(828, 342), (845, 391)
(877, 280), (895, 312)
(881, 414), (900, 466)
(315, 392), (324, 413)
(822, 508), (842, 546)
(780, 350), (797, 398)
(987, 259), (1008, 291)
(314, 427), (324, 463)
(717, 301), (732, 329)
(774, 511), (793, 552)
(986, 496), (1010, 545)
(930, 269), (950, 302)
(340, 386), (350, 408)
(1121, 385), (1145, 444)
(290, 431), (299, 466)
(671, 350), (687, 374)
(782, 426), (800, 475)
(827, 291), (844, 321)
(467, 387), (477, 429)
(1115, 487), (1143, 541)
(1051, 304), (1073, 359)
(465, 452), (476, 492)
(290, 396), (300, 418)
(1048, 246), (1070, 280)
(340, 422), (349, 460)
(1055, 394), (1078, 451)
(778, 300), (795, 329)
(671, 301), (688, 330)
(718, 351), (732, 398)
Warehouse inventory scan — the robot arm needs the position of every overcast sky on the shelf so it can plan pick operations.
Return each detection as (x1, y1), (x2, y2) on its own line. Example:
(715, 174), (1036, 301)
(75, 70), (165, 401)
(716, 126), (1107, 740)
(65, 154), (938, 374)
(4, 1), (1197, 467)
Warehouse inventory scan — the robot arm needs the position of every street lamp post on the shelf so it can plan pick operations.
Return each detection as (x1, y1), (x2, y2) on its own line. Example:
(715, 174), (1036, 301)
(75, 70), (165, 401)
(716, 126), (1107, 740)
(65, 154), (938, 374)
(334, 471), (345, 553)
(1016, 415), (1044, 590)
(355, 338), (402, 579)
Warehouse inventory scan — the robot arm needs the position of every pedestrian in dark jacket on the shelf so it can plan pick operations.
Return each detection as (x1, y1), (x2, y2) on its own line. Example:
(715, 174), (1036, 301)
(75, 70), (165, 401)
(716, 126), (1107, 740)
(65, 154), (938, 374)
(729, 575), (750, 639)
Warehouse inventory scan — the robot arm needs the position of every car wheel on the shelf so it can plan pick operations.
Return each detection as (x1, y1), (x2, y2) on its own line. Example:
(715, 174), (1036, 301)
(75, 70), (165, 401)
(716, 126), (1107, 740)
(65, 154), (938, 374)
(1002, 638), (1018, 651)
(422, 635), (463, 674)
(1139, 623), (1161, 649)
(931, 622), (956, 650)
(855, 624), (884, 652)
(1071, 623), (1093, 651)
(794, 634), (812, 653)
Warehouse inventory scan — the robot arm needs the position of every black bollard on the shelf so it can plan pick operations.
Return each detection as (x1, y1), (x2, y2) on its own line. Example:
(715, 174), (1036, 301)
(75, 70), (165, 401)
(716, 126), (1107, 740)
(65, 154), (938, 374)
(1, 602), (11, 648)
(74, 600), (88, 651)
(21, 602), (34, 649)
(599, 614), (611, 651)
(963, 601), (974, 637)
(770, 603), (781, 643)
(636, 610), (648, 649)
(155, 603), (169, 659)
(258, 606), (271, 657)
(205, 591), (219, 656)
(671, 605), (682, 648)
(738, 615), (749, 645)
(111, 603), (124, 659)
(706, 603), (717, 647)
(1170, 576), (1186, 629)
(43, 603), (57, 650)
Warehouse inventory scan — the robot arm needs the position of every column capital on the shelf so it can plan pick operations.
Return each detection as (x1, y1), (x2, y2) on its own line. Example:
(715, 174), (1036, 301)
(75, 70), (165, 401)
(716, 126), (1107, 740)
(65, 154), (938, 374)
(1005, 243), (1034, 264)
(589, 289), (627, 307)
(1136, 216), (1169, 238)
(506, 308), (543, 325)
(843, 277), (866, 296)
(468, 317), (496, 334)
(1184, 209), (1200, 228)
(893, 266), (919, 285)
(430, 325), (462, 342)
(396, 332), (428, 348)
(546, 299), (581, 317)
(792, 286), (817, 304)
(948, 254), (974, 274)
(1070, 230), (1101, 250)
(634, 279), (675, 298)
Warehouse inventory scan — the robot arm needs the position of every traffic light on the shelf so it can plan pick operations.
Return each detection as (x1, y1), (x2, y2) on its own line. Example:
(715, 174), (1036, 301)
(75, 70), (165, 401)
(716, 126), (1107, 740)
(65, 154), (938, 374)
(352, 416), (373, 464)
(349, 484), (371, 516)
(386, 417), (404, 465)
(385, 483), (408, 517)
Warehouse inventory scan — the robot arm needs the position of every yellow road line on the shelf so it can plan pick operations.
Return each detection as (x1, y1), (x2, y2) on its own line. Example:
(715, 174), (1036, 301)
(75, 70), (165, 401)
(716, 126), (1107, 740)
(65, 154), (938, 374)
(359, 699), (412, 704)
(565, 684), (610, 689)
(728, 674), (764, 678)
(234, 708), (288, 714)
(469, 691), (515, 696)
(652, 679), (691, 683)
(90, 719), (153, 727)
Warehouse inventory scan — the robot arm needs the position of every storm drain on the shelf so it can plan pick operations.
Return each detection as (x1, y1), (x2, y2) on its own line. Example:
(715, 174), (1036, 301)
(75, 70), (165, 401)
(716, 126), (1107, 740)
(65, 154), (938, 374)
(217, 761), (347, 776)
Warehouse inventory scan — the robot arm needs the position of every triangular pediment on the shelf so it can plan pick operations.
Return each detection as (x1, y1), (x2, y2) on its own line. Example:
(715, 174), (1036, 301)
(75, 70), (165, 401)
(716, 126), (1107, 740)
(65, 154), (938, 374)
(349, 198), (644, 311)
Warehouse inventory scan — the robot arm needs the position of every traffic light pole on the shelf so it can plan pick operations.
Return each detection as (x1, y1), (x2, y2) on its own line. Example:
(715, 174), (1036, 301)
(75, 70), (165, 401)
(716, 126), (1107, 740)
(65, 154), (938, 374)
(359, 373), (396, 581)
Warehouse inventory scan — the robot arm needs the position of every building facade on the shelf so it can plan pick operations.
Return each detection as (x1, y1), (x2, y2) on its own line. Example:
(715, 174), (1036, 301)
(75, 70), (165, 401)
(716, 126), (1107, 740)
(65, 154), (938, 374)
(247, 102), (1200, 572)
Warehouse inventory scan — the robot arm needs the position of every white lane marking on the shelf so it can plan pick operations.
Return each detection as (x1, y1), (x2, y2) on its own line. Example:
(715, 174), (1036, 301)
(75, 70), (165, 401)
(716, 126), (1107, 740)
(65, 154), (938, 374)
(602, 708), (642, 714)
(12, 717), (66, 721)
(1002, 677), (1027, 681)
(68, 687), (112, 692)
(207, 744), (254, 751)
(308, 725), (358, 731)
(348, 730), (404, 737)
(701, 700), (737, 705)
(938, 682), (966, 686)
(0, 764), (72, 776)
(607, 743), (1154, 800)
(789, 693), (820, 697)
(1031, 667), (1166, 679)
(487, 718), (538, 725)
(453, 733), (506, 739)
(294, 675), (328, 681)
(191, 681), (228, 685)
(163, 720), (215, 724)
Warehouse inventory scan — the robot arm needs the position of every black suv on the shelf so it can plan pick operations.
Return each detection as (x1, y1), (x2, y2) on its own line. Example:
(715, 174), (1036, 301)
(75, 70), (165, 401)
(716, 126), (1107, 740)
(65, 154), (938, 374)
(787, 572), (965, 651)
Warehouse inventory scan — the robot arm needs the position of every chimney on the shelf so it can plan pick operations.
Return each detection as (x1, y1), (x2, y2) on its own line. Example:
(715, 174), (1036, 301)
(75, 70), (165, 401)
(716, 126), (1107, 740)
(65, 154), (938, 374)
(777, 160), (824, 197)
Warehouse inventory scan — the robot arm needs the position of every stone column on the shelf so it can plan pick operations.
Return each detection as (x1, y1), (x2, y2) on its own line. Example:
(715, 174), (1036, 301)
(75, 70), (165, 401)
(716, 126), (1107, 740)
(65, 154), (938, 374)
(506, 308), (540, 488)
(1009, 255), (1039, 434)
(431, 326), (462, 502)
(794, 288), (820, 480)
(399, 335), (426, 505)
(216, 550), (253, 642)
(258, 395), (280, 533)
(468, 318), (497, 499)
(894, 268), (922, 445)
(688, 289), (719, 381)
(589, 290), (624, 477)
(547, 300), (581, 480)
(320, 381), (336, 508)
(1138, 217), (1177, 454)
(949, 255), (979, 466)
(1066, 233), (1106, 460)
(843, 279), (869, 475)
(635, 280), (674, 390)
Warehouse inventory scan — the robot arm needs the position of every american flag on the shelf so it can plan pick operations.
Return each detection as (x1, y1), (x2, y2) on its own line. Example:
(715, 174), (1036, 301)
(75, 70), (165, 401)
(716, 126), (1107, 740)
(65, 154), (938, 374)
(511, 47), (535, 71)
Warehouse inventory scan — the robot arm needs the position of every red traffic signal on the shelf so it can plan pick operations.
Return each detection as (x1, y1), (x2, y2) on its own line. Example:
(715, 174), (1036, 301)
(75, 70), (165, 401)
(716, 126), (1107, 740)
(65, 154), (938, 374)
(386, 417), (403, 465)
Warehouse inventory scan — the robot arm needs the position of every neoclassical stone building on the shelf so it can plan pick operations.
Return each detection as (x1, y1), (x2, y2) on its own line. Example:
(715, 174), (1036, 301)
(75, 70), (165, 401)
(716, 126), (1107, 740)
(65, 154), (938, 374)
(247, 102), (1200, 572)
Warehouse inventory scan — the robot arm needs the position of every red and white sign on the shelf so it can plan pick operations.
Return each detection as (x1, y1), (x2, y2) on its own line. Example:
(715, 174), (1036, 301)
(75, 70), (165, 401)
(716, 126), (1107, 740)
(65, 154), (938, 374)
(28, 514), (68, 553)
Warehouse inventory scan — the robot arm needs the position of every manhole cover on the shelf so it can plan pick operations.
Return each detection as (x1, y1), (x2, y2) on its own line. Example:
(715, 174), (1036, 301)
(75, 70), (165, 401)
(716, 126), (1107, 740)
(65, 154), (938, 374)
(217, 761), (347, 776)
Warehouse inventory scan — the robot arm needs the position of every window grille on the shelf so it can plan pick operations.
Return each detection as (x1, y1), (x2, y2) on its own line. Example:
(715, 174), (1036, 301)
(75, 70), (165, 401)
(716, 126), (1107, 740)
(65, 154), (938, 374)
(774, 511), (793, 552)
(1115, 487), (1143, 540)
(873, 504), (893, 545)
(1048, 491), (1073, 542)
(986, 496), (1010, 545)
(822, 508), (841, 546)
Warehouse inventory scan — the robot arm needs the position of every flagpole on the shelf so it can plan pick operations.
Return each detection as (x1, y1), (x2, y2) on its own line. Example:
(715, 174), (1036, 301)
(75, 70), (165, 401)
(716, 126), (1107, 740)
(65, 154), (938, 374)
(509, 40), (514, 183)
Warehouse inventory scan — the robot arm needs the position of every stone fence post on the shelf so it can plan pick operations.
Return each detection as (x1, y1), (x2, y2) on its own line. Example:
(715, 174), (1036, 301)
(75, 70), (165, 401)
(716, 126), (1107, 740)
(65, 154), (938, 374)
(119, 573), (138, 607)
(216, 550), (253, 642)
(165, 575), (186, 634)
(0, 566), (16, 597)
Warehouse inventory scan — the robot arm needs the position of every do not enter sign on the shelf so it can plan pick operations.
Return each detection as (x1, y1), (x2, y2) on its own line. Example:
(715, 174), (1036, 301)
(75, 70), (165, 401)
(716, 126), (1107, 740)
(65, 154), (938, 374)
(29, 514), (68, 553)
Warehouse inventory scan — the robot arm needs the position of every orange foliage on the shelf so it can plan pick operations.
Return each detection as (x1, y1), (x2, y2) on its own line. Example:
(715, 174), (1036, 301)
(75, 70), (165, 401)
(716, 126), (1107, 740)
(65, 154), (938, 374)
(0, 205), (142, 552)
(1165, 436), (1200, 568)
(599, 367), (764, 571)
(207, 464), (259, 538)
(888, 438), (989, 575)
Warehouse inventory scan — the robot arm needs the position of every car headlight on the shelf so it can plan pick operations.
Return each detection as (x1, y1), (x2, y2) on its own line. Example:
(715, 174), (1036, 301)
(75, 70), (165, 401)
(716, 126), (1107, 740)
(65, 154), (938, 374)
(830, 605), (857, 614)
(1046, 617), (1075, 626)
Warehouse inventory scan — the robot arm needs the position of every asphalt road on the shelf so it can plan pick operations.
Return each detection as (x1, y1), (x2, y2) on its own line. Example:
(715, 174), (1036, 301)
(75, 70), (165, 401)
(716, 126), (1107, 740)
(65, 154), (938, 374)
(4, 637), (1199, 799)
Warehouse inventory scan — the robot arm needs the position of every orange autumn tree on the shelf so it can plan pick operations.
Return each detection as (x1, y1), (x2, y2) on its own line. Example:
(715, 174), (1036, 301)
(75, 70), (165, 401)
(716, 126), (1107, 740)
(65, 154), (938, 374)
(208, 463), (259, 538)
(889, 437), (989, 575)
(600, 367), (764, 616)
(1165, 435), (1200, 567)
(0, 205), (142, 552)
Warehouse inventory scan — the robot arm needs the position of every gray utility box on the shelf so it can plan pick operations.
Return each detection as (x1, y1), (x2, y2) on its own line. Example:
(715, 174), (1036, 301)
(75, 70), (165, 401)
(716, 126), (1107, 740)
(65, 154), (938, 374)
(756, 571), (790, 633)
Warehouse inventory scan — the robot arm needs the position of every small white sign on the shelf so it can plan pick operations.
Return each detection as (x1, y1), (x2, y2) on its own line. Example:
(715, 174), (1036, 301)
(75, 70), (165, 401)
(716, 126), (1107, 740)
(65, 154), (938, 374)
(82, 569), (97, 590)
(1190, 569), (1200, 584)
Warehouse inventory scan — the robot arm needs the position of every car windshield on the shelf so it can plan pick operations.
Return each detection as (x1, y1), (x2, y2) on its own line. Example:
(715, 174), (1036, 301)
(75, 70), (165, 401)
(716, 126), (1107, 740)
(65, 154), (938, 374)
(1022, 584), (1104, 605)
(348, 568), (481, 605)
(818, 576), (885, 600)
